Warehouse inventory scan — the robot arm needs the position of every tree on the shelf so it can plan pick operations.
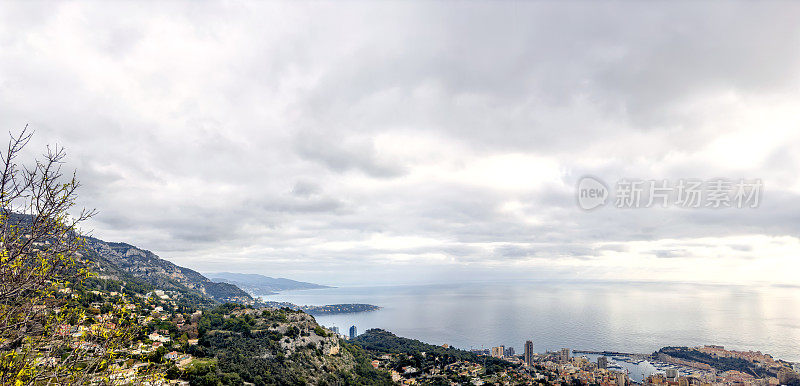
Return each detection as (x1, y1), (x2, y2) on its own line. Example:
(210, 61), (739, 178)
(0, 127), (134, 384)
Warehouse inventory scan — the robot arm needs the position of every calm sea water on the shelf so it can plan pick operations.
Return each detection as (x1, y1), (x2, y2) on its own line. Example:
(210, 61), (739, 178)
(260, 281), (800, 363)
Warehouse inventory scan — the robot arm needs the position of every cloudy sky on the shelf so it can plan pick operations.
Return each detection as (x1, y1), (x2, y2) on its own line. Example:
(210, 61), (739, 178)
(1, 1), (799, 286)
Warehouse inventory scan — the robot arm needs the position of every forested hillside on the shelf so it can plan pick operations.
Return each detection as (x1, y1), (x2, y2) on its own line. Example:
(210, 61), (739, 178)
(178, 305), (394, 385)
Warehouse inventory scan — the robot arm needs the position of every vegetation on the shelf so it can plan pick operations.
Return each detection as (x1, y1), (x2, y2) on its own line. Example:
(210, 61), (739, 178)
(353, 328), (511, 370)
(658, 347), (775, 378)
(0, 128), (138, 384)
(355, 329), (489, 363)
(182, 304), (394, 385)
(352, 329), (526, 384)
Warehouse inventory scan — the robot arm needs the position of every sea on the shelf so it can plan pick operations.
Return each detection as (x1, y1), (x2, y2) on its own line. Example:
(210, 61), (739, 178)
(259, 281), (800, 367)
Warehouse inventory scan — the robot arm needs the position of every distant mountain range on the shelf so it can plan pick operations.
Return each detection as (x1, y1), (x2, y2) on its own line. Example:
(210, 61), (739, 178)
(207, 272), (331, 295)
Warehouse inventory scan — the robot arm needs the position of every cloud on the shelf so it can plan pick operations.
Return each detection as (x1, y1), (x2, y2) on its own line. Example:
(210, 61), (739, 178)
(1, 1), (799, 285)
(294, 132), (406, 177)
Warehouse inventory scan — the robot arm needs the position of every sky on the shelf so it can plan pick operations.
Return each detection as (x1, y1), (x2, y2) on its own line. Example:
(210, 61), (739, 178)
(1, 1), (800, 286)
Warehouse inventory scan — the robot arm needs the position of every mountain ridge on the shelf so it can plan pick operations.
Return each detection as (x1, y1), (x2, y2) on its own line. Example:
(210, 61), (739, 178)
(82, 236), (253, 304)
(208, 271), (331, 295)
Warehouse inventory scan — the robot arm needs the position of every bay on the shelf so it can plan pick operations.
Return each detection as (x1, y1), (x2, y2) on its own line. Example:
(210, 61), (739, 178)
(260, 281), (800, 363)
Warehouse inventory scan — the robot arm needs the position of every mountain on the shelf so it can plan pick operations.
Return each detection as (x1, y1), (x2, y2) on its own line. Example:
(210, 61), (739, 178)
(208, 272), (330, 295)
(9, 213), (347, 307)
(82, 237), (253, 304)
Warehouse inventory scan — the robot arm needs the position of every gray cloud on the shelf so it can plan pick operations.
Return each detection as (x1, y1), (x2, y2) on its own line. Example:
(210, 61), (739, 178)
(294, 132), (406, 177)
(1, 1), (799, 285)
(650, 249), (687, 259)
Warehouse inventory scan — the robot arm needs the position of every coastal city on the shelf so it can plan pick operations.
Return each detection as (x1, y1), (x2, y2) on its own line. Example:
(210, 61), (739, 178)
(340, 323), (800, 386)
(367, 341), (800, 386)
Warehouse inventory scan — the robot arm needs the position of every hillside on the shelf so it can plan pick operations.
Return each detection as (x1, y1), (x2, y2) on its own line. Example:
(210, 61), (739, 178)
(82, 237), (253, 304)
(34, 271), (394, 384)
(183, 304), (394, 385)
(657, 347), (778, 378)
(352, 329), (491, 363)
(208, 272), (330, 295)
(351, 329), (519, 384)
